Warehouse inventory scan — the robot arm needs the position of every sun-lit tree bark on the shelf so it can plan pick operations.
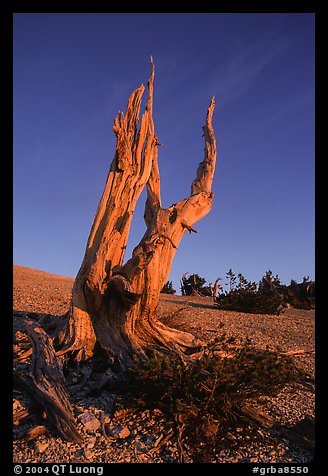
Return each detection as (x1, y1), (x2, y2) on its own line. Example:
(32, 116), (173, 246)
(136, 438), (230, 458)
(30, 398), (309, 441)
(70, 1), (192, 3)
(14, 58), (217, 441)
(55, 58), (217, 370)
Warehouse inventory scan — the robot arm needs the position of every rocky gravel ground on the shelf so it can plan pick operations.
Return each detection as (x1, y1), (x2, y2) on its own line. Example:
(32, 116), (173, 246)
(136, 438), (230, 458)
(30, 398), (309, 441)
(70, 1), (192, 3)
(13, 266), (315, 464)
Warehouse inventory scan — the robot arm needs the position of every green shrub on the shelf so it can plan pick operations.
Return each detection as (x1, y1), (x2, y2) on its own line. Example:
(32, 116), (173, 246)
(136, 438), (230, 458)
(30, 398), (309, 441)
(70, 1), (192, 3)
(215, 270), (285, 314)
(161, 280), (176, 294)
(180, 273), (208, 296)
(124, 335), (303, 461)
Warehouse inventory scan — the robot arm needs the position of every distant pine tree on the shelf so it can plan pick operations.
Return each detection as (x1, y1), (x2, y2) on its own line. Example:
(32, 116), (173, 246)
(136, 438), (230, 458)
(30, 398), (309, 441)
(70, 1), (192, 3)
(215, 270), (284, 315)
(180, 273), (207, 296)
(161, 280), (176, 294)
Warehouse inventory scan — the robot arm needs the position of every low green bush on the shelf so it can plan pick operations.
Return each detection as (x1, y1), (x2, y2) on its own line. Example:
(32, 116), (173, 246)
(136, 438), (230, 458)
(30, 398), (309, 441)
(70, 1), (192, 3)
(124, 335), (303, 462)
(215, 270), (285, 314)
(161, 280), (177, 294)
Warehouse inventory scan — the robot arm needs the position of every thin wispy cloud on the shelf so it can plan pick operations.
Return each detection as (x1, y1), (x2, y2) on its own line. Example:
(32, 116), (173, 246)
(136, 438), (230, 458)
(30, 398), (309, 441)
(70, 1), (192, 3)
(212, 34), (297, 107)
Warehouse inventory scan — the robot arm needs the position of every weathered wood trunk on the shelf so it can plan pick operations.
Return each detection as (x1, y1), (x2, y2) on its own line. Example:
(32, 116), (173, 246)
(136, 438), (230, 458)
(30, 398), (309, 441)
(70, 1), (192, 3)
(55, 58), (217, 371)
(14, 58), (217, 441)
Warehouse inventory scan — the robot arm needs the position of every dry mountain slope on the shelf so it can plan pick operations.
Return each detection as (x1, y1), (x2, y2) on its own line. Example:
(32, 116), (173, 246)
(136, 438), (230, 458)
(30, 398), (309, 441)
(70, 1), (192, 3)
(13, 265), (315, 463)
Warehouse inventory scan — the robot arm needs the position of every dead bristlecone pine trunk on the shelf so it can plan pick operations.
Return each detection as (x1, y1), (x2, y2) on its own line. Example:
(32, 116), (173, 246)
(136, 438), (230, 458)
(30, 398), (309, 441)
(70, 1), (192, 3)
(56, 57), (217, 371)
(14, 58), (217, 441)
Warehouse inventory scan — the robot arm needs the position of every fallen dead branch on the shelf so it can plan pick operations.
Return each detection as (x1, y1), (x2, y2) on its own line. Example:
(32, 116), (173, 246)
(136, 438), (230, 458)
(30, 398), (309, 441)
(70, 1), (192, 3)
(239, 403), (275, 429)
(13, 318), (82, 442)
(281, 415), (315, 452)
(281, 349), (314, 356)
(26, 425), (48, 441)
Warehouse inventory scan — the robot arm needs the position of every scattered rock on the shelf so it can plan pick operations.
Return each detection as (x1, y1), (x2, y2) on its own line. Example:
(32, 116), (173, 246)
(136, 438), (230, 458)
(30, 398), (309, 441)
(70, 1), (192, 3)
(83, 449), (93, 460)
(134, 440), (147, 453)
(78, 413), (101, 432)
(101, 413), (111, 424)
(86, 437), (97, 449)
(34, 442), (49, 453)
(118, 427), (130, 439)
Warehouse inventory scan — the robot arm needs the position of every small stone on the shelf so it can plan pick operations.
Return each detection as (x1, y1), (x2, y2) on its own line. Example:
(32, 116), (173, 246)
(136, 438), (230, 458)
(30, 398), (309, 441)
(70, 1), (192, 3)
(34, 442), (49, 453)
(13, 400), (23, 411)
(87, 437), (97, 449)
(78, 413), (101, 432)
(83, 449), (93, 460)
(101, 413), (111, 424)
(118, 427), (130, 439)
(135, 440), (147, 452)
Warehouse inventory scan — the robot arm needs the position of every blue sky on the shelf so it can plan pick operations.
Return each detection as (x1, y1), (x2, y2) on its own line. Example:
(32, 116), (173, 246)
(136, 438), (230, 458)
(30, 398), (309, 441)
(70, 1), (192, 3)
(13, 13), (315, 291)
